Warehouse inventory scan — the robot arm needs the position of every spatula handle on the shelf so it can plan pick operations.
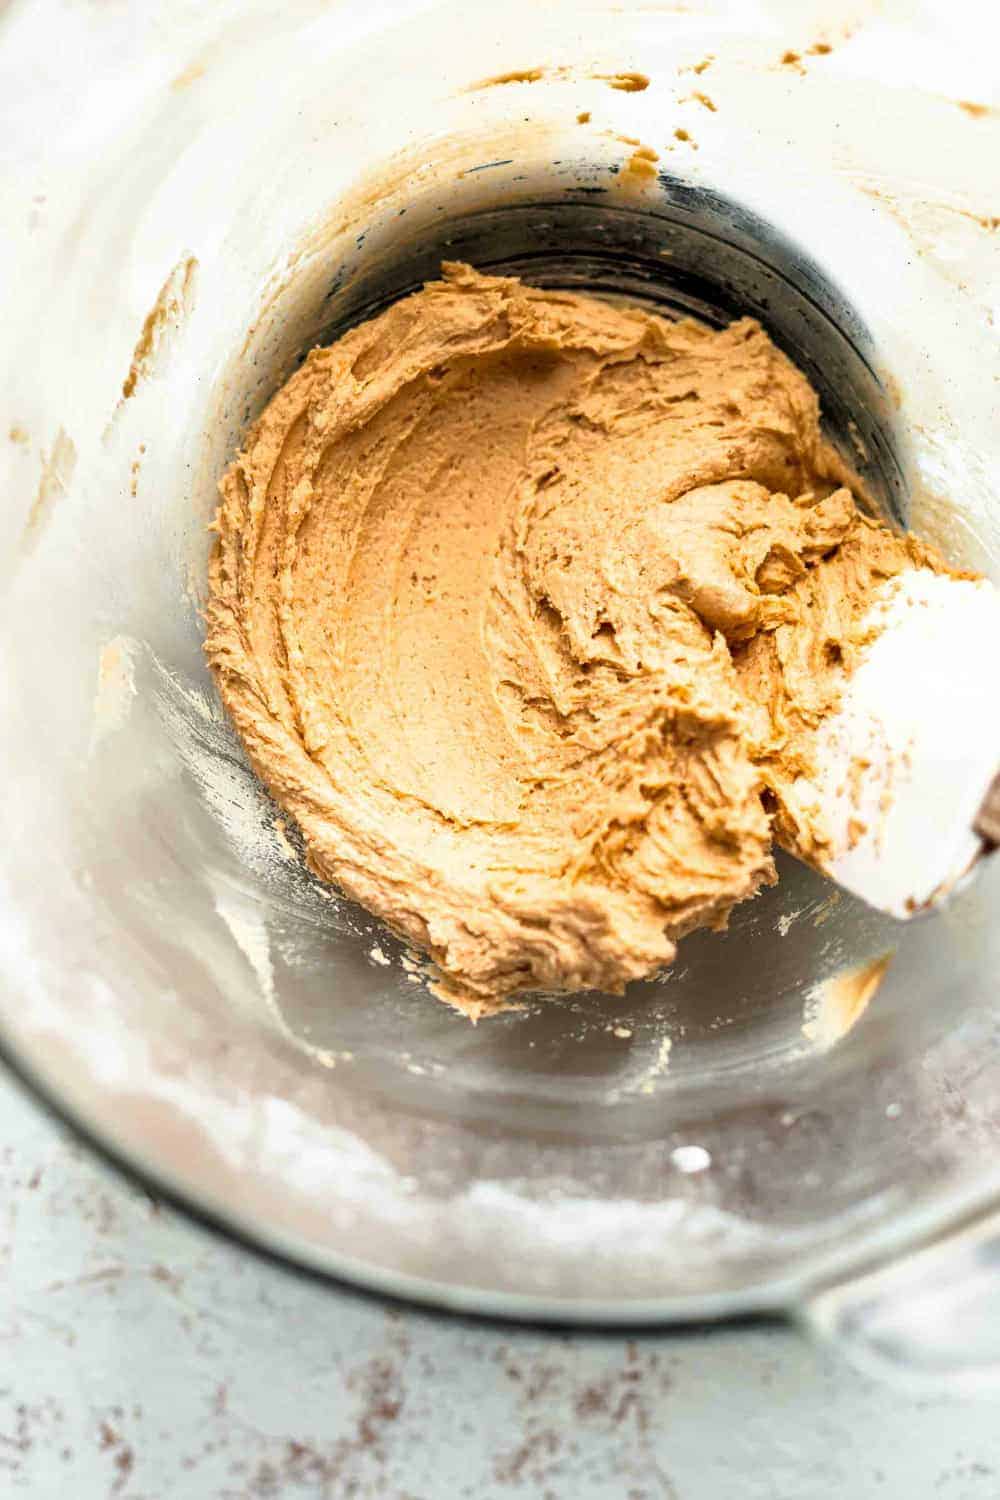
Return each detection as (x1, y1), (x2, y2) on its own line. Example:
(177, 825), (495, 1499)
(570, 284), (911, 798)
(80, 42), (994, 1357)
(803, 1204), (1000, 1392)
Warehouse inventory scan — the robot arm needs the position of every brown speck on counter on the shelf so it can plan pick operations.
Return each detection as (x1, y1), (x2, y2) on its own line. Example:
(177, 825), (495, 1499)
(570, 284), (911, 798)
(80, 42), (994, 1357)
(575, 1383), (609, 1418)
(598, 70), (649, 92)
(46, 1265), (126, 1293)
(809, 41), (833, 55)
(96, 1419), (136, 1496)
(576, 110), (591, 124)
(684, 89), (717, 111)
(958, 98), (990, 118)
(494, 1429), (562, 1485)
(673, 126), (697, 148)
(492, 1341), (673, 1487)
(151, 1262), (183, 1292)
(227, 1340), (410, 1492)
(112, 1446), (135, 1493)
(8, 424), (29, 444)
(780, 49), (806, 72)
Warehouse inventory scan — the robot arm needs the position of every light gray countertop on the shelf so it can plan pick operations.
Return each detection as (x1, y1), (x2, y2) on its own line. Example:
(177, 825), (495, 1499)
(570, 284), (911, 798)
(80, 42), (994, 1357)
(2, 1060), (999, 1500)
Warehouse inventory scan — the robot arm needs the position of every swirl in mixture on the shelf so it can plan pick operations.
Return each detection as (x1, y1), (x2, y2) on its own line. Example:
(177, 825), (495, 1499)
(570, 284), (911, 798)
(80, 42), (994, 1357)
(206, 264), (934, 1015)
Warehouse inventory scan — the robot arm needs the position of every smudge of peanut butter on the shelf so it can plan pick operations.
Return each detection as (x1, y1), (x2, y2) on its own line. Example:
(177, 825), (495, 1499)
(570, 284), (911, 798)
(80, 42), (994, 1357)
(803, 952), (893, 1047)
(121, 256), (198, 401)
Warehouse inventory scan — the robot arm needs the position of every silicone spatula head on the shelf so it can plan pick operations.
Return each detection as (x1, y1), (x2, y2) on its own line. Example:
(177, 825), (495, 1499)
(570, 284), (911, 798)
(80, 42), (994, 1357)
(780, 568), (1000, 917)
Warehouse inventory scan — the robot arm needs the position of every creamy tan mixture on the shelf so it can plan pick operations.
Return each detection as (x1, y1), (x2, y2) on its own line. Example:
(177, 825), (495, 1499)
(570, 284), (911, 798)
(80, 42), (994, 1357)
(205, 263), (940, 1016)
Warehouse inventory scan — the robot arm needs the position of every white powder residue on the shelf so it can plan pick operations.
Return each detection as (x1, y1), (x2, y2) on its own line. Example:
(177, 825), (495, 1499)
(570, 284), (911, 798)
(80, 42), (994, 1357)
(457, 1180), (793, 1263)
(638, 1034), (673, 1093)
(307, 1048), (355, 1070)
(400, 951), (429, 987)
(671, 1144), (712, 1174)
(213, 884), (275, 1006)
(153, 660), (273, 862)
(606, 1031), (674, 1101)
(151, 656), (346, 929)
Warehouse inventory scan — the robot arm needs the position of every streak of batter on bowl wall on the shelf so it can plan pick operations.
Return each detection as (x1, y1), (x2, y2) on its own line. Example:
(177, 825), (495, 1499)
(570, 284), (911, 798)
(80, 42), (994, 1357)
(204, 263), (958, 1018)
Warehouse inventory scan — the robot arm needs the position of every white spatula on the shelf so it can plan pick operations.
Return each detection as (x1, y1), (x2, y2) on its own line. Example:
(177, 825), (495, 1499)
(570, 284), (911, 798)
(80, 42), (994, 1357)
(781, 568), (1000, 917)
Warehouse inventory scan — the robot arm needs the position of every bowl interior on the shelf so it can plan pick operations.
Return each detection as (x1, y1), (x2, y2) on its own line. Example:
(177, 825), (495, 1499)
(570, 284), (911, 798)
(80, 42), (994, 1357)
(3, 3), (999, 1314)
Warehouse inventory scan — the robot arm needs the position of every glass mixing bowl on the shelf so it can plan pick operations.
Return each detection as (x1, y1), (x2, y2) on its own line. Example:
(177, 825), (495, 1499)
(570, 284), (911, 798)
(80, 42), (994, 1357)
(2, 0), (999, 1383)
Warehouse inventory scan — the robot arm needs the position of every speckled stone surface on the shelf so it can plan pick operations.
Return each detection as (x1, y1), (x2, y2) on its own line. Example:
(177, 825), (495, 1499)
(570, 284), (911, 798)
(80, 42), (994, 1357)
(2, 1060), (999, 1499)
